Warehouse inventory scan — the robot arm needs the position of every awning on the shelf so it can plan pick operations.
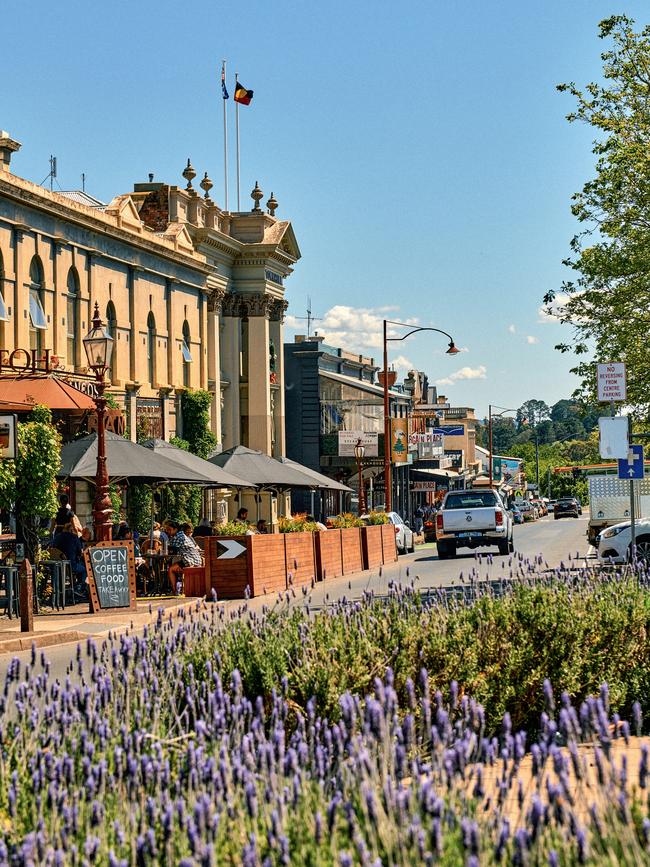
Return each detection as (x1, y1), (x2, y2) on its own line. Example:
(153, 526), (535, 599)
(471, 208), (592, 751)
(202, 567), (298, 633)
(277, 456), (352, 492)
(410, 467), (459, 479)
(209, 445), (343, 489)
(140, 438), (253, 488)
(0, 375), (95, 411)
(319, 369), (407, 401)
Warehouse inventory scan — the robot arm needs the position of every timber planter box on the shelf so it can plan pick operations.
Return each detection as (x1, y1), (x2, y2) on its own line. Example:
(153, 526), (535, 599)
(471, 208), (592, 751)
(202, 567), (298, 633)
(340, 527), (363, 574)
(361, 525), (384, 569)
(381, 524), (398, 563)
(205, 536), (251, 599)
(315, 529), (343, 580)
(283, 533), (316, 589)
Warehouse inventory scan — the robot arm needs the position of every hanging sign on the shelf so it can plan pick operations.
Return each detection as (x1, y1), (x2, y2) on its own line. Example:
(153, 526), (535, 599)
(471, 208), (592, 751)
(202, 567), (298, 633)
(84, 541), (137, 613)
(391, 418), (408, 463)
(0, 415), (17, 460)
(337, 431), (379, 457)
(597, 362), (627, 403)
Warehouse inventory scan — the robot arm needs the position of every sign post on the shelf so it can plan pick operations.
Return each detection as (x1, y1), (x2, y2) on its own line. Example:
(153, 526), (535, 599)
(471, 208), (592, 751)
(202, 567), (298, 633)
(618, 443), (643, 558)
(84, 541), (137, 613)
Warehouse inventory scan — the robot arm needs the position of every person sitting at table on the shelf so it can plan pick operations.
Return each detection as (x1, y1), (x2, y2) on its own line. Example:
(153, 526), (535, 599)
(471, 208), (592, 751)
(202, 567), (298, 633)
(168, 522), (203, 593)
(50, 522), (86, 594)
(256, 519), (269, 534)
(193, 517), (214, 538)
(236, 507), (249, 523)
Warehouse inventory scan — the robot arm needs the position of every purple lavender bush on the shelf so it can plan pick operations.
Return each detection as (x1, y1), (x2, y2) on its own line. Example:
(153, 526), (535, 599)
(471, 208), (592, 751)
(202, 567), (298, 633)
(0, 570), (649, 863)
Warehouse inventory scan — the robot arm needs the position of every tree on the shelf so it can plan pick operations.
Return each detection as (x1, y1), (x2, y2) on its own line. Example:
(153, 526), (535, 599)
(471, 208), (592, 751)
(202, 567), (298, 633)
(491, 417), (517, 454)
(548, 16), (650, 420)
(516, 400), (550, 432)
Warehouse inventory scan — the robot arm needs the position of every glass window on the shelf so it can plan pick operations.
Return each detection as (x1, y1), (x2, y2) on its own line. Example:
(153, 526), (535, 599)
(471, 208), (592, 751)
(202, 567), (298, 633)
(0, 251), (6, 322)
(29, 289), (47, 330)
(66, 268), (79, 367)
(444, 492), (498, 509)
(147, 312), (156, 385)
(182, 321), (192, 387)
(106, 302), (117, 381)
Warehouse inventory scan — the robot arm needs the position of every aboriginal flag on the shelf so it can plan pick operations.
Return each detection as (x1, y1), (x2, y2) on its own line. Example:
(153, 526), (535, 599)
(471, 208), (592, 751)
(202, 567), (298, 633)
(234, 82), (254, 105)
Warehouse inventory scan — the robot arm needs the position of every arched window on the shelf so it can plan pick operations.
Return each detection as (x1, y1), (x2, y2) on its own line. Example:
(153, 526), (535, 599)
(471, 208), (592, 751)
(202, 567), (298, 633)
(182, 320), (192, 387)
(0, 249), (7, 322)
(66, 268), (80, 368)
(147, 312), (156, 386)
(106, 301), (117, 382)
(28, 256), (46, 353)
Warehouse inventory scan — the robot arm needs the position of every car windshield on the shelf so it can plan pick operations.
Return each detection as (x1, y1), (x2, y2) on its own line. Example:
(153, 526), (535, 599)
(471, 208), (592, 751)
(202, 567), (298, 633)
(558, 499), (575, 504)
(445, 492), (498, 509)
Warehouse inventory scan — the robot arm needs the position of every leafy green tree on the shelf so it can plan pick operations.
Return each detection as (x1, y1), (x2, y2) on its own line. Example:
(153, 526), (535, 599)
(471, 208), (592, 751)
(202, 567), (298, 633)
(491, 417), (517, 453)
(549, 16), (650, 420)
(516, 399), (550, 432)
(181, 390), (216, 459)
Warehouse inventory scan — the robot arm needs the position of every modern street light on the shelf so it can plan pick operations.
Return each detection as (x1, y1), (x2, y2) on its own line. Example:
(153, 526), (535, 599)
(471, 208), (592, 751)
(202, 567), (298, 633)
(354, 438), (366, 515)
(488, 405), (517, 489)
(382, 320), (460, 514)
(83, 302), (114, 542)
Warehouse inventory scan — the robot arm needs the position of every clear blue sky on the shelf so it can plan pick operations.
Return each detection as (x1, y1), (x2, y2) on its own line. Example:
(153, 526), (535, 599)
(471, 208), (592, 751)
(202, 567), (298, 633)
(5, 0), (646, 416)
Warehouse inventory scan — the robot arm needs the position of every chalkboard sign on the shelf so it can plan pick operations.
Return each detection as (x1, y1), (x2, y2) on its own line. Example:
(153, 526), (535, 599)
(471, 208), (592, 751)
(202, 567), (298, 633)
(84, 541), (137, 612)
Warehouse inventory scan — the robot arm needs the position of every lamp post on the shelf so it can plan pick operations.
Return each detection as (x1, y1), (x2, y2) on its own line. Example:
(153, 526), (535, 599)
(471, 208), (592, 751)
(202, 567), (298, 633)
(83, 302), (114, 543)
(354, 438), (366, 515)
(382, 320), (460, 513)
(488, 405), (517, 489)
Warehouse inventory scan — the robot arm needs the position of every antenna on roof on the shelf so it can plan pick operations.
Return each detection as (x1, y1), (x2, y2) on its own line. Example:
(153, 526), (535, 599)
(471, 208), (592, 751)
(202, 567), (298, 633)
(294, 296), (322, 338)
(81, 173), (86, 192)
(40, 155), (58, 191)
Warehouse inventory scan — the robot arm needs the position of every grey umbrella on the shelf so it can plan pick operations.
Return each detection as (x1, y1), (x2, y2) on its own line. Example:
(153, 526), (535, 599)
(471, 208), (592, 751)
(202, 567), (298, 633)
(276, 456), (352, 492)
(208, 445), (326, 488)
(59, 432), (215, 484)
(140, 439), (254, 488)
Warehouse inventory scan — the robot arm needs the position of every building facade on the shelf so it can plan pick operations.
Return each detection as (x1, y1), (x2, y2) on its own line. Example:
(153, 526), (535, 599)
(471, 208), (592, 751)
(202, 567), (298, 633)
(0, 133), (300, 457)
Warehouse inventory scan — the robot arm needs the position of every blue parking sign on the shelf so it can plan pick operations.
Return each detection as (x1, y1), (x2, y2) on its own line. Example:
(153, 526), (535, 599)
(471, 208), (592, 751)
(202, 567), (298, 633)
(618, 444), (644, 480)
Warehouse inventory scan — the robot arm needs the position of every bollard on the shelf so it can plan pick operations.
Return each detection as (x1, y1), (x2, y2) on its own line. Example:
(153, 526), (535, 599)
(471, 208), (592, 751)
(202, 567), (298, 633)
(19, 558), (33, 633)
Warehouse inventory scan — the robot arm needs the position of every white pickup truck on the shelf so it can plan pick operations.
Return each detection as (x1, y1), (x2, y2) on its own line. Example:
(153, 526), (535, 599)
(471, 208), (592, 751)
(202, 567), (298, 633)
(435, 489), (514, 558)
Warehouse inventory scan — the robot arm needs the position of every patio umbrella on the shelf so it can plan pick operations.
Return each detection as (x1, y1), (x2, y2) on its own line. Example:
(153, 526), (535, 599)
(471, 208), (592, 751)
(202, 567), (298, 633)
(276, 456), (352, 492)
(208, 445), (323, 489)
(140, 438), (254, 488)
(59, 432), (215, 484)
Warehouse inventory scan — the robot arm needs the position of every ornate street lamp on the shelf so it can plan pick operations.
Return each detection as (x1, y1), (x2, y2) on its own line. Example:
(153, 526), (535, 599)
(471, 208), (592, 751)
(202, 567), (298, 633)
(83, 302), (114, 542)
(382, 320), (461, 513)
(354, 439), (366, 515)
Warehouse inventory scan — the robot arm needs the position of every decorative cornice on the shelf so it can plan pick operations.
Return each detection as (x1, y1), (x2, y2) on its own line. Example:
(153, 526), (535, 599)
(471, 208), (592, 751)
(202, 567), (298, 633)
(208, 287), (227, 314)
(269, 298), (289, 322)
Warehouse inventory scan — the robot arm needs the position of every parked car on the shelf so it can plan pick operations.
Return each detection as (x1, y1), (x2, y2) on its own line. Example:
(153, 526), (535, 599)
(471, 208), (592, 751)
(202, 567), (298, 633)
(531, 499), (548, 517)
(362, 512), (414, 554)
(435, 489), (514, 558)
(510, 503), (525, 525)
(515, 500), (537, 521)
(554, 498), (579, 519)
(596, 518), (650, 564)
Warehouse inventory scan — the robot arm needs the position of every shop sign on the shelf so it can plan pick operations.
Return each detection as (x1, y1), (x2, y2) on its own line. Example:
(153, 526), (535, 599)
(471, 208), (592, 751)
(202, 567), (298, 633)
(136, 399), (163, 439)
(0, 415), (17, 460)
(391, 418), (408, 463)
(0, 348), (61, 373)
(337, 431), (379, 457)
(412, 481), (437, 491)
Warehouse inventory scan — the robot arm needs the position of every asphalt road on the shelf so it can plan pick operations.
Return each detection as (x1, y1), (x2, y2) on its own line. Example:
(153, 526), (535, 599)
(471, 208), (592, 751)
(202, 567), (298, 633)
(0, 514), (589, 681)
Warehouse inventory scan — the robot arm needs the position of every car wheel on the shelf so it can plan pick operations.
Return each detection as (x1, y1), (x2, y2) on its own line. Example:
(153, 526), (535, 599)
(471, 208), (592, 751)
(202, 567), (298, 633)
(630, 536), (650, 564)
(407, 538), (415, 554)
(498, 540), (509, 555)
(554, 515), (559, 520)
(508, 535), (515, 554)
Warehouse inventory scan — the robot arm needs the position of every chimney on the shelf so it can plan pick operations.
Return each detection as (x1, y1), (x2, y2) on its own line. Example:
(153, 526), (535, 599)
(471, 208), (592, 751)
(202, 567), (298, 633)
(0, 132), (21, 172)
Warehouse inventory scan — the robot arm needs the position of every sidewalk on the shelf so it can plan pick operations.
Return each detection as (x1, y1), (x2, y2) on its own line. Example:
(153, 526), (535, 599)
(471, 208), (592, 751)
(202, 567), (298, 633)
(0, 596), (201, 654)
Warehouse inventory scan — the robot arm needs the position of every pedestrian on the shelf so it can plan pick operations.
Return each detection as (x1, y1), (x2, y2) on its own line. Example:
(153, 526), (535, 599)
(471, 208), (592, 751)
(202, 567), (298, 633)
(236, 507), (249, 523)
(256, 519), (268, 534)
(415, 505), (424, 534)
(168, 522), (203, 593)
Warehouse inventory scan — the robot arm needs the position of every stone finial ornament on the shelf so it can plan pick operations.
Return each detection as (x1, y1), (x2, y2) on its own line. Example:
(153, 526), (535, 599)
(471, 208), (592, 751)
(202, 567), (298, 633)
(200, 172), (213, 199)
(251, 181), (263, 212)
(182, 159), (196, 190)
(266, 192), (278, 217)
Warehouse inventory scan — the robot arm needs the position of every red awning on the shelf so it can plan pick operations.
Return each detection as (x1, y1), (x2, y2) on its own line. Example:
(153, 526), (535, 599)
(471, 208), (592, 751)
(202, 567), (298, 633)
(0, 376), (96, 411)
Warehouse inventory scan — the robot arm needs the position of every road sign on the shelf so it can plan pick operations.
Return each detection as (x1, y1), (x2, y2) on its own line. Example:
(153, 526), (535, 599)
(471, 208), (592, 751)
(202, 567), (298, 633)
(599, 416), (629, 459)
(597, 362), (627, 403)
(217, 539), (246, 560)
(618, 444), (644, 480)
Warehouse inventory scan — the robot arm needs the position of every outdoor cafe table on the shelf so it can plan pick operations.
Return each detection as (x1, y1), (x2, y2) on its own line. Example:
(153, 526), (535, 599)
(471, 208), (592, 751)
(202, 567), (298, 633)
(142, 553), (175, 596)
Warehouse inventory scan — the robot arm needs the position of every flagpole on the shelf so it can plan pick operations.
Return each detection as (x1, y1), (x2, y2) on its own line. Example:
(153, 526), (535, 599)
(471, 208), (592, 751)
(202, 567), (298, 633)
(235, 72), (241, 211)
(222, 60), (229, 211)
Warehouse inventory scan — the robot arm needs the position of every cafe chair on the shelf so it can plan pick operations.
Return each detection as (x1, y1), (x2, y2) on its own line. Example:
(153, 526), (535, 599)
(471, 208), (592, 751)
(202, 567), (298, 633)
(46, 548), (76, 609)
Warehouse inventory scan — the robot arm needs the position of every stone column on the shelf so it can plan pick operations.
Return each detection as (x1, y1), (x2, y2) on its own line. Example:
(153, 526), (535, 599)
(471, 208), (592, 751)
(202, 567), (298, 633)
(165, 279), (174, 388)
(12, 225), (28, 348)
(207, 290), (225, 449)
(159, 388), (172, 440)
(220, 294), (241, 450)
(125, 386), (139, 442)
(128, 267), (137, 382)
(246, 294), (272, 454)
(199, 291), (208, 388)
(269, 299), (288, 457)
(52, 239), (66, 357)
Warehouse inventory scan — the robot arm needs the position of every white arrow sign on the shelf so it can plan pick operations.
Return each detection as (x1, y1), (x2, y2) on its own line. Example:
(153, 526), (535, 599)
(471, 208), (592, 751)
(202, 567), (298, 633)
(217, 540), (246, 560)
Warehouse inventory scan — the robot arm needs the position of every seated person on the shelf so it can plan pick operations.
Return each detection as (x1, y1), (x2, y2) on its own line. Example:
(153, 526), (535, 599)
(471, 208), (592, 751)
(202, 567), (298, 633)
(256, 519), (268, 534)
(193, 517), (214, 538)
(168, 522), (203, 592)
(50, 522), (86, 591)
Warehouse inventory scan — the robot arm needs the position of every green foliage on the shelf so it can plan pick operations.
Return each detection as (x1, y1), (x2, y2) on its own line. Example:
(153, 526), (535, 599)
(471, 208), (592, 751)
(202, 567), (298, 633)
(127, 484), (153, 536)
(365, 510), (390, 525)
(550, 16), (650, 420)
(180, 390), (217, 459)
(184, 577), (650, 736)
(213, 520), (249, 536)
(278, 514), (319, 532)
(331, 512), (364, 528)
(161, 438), (201, 525)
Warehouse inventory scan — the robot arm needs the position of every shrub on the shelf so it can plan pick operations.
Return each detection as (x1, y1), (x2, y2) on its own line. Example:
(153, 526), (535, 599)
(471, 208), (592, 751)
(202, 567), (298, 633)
(278, 513), (319, 532)
(213, 520), (249, 536)
(331, 512), (364, 528)
(365, 510), (390, 525)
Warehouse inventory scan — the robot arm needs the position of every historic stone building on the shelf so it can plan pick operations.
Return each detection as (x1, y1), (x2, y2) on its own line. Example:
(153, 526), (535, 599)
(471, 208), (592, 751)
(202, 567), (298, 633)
(0, 132), (300, 457)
